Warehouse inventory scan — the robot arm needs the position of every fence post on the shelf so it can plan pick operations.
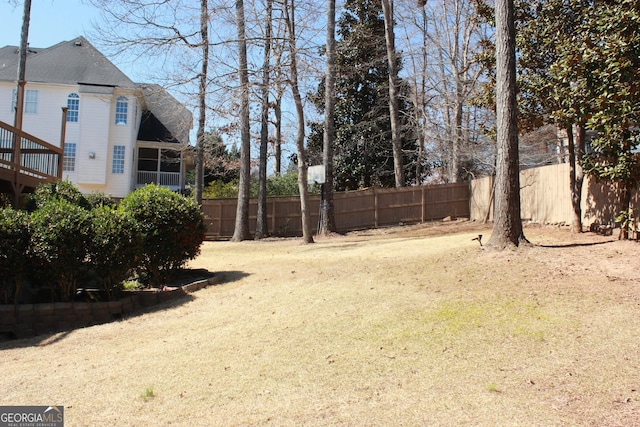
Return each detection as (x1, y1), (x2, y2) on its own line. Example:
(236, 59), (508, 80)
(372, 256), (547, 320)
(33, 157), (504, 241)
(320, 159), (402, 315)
(271, 197), (277, 236)
(374, 187), (378, 228)
(421, 186), (426, 222)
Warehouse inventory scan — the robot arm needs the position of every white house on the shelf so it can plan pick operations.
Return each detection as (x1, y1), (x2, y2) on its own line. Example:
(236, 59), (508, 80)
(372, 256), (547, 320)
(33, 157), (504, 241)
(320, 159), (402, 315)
(0, 37), (193, 198)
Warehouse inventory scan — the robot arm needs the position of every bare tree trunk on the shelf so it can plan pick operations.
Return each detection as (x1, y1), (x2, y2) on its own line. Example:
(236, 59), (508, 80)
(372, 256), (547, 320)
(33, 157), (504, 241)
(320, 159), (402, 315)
(319, 0), (337, 235)
(407, 3), (428, 184)
(450, 0), (462, 184)
(382, 0), (404, 187)
(451, 90), (463, 183)
(284, 0), (313, 243)
(195, 0), (209, 205)
(274, 94), (282, 175)
(14, 0), (31, 131)
(567, 124), (585, 233)
(231, 0), (252, 242)
(272, 40), (285, 176)
(619, 181), (633, 240)
(11, 0), (31, 207)
(486, 0), (526, 250)
(256, 0), (273, 239)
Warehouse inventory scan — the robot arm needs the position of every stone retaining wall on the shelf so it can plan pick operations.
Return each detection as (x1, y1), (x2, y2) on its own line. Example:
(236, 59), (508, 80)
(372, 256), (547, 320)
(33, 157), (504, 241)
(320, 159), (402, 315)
(0, 275), (221, 339)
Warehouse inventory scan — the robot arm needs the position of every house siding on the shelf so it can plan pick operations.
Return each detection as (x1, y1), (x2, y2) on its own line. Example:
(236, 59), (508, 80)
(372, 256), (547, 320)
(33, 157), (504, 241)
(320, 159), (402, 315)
(0, 83), (70, 142)
(1, 38), (191, 198)
(0, 81), (142, 197)
(77, 93), (111, 185)
(104, 94), (137, 197)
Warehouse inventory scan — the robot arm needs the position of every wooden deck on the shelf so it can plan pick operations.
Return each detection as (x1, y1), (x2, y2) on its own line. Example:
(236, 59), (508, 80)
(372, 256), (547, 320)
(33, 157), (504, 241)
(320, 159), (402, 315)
(0, 120), (63, 204)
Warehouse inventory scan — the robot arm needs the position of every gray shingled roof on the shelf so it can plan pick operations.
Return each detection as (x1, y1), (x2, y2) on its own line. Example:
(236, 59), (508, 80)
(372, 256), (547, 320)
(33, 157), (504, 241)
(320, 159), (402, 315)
(138, 84), (193, 145)
(0, 37), (135, 88)
(1, 37), (192, 145)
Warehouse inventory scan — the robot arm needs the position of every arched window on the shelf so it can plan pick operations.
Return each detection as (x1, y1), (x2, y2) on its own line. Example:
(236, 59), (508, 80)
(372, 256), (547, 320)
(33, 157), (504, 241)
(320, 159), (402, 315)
(67, 93), (79, 122)
(115, 96), (128, 125)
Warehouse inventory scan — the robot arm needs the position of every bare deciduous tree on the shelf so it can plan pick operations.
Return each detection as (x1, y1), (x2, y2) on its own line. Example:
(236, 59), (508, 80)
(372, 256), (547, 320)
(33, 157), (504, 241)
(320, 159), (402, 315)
(381, 0), (404, 187)
(89, 0), (211, 202)
(195, 0), (209, 205)
(255, 0), (274, 239)
(283, 0), (314, 243)
(319, 0), (338, 235)
(231, 0), (252, 241)
(399, 0), (488, 183)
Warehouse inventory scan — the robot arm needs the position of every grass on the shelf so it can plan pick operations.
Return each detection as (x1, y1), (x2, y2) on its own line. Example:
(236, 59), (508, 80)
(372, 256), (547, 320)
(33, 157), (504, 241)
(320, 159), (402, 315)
(141, 387), (155, 402)
(0, 222), (639, 426)
(486, 382), (501, 393)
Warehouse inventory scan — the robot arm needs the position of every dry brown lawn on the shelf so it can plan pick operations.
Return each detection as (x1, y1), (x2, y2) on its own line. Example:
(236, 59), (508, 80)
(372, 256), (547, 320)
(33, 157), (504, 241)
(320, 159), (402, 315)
(1, 220), (639, 426)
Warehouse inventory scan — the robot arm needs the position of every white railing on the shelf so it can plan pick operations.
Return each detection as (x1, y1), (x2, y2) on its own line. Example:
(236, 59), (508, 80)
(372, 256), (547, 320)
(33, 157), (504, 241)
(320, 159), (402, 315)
(136, 171), (181, 189)
(0, 121), (62, 183)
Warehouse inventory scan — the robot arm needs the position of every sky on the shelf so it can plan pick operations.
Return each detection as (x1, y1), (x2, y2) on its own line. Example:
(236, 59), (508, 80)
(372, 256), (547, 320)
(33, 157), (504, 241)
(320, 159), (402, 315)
(0, 0), (298, 163)
(0, 0), (141, 80)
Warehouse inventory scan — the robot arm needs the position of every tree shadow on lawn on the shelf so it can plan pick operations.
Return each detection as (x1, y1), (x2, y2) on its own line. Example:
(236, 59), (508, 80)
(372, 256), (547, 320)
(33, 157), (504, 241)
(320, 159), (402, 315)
(537, 240), (616, 249)
(0, 330), (75, 350)
(216, 270), (250, 284)
(0, 270), (250, 350)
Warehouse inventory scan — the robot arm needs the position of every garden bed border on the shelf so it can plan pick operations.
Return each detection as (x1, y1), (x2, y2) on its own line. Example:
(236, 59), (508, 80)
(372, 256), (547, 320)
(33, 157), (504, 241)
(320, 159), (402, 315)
(0, 275), (222, 339)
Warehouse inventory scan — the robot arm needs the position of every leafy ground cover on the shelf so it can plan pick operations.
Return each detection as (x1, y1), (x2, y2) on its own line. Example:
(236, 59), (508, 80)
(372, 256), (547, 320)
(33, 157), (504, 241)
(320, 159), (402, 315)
(0, 220), (638, 426)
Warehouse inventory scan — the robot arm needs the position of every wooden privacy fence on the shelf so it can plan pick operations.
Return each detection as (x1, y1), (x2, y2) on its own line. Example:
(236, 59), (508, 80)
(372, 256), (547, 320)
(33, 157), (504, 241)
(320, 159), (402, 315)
(201, 182), (470, 239)
(470, 162), (640, 227)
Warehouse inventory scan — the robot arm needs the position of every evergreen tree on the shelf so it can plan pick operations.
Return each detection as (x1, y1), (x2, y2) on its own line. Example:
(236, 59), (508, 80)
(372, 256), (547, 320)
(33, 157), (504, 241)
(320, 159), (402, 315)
(578, 0), (640, 238)
(308, 0), (416, 191)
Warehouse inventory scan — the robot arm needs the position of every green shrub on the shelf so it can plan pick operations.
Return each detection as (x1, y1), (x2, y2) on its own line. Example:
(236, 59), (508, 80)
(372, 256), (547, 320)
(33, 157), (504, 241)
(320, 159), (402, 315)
(120, 184), (206, 286)
(203, 179), (240, 199)
(86, 192), (118, 209)
(0, 208), (31, 304)
(0, 193), (11, 209)
(204, 173), (321, 199)
(28, 180), (90, 211)
(29, 198), (91, 301)
(88, 206), (142, 300)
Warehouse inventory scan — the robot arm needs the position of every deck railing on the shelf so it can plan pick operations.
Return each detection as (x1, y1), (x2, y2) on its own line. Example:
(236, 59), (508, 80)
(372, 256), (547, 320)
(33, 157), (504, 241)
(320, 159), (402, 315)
(136, 170), (181, 189)
(0, 120), (63, 190)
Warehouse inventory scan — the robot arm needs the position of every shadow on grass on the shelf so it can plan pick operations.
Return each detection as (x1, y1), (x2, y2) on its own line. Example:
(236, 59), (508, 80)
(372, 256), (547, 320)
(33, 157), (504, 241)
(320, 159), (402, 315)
(0, 270), (250, 349)
(538, 240), (616, 249)
(0, 330), (77, 350)
(216, 271), (250, 284)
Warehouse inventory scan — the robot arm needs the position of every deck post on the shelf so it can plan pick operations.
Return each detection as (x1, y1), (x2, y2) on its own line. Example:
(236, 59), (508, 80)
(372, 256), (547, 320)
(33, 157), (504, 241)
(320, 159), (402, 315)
(11, 130), (21, 208)
(58, 107), (68, 179)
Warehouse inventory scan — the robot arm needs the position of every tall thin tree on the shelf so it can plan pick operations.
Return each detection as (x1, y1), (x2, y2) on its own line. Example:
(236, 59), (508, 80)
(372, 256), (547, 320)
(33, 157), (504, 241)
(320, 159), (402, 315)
(195, 0), (209, 205)
(486, 0), (526, 249)
(89, 0), (214, 202)
(13, 0), (31, 131)
(283, 0), (314, 243)
(231, 0), (252, 241)
(319, 0), (338, 234)
(255, 0), (274, 239)
(381, 0), (405, 187)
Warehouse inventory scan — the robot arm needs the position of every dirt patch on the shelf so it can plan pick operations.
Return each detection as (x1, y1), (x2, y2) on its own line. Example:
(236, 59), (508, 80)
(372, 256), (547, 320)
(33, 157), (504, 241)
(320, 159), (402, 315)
(0, 220), (638, 426)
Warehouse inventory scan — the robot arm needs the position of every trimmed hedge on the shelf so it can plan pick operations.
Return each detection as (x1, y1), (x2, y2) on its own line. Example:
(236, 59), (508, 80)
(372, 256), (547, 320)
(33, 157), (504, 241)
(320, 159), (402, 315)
(28, 180), (90, 211)
(87, 206), (142, 300)
(120, 184), (206, 286)
(0, 182), (206, 303)
(0, 208), (30, 304)
(29, 198), (92, 301)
